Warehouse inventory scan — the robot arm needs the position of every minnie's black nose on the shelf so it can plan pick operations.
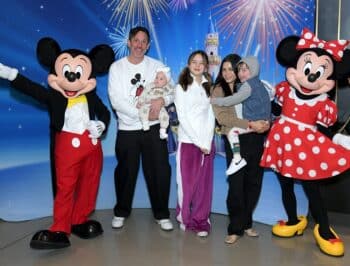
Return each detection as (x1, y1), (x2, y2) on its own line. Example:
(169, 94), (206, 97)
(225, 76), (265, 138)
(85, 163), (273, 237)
(308, 73), (317, 83)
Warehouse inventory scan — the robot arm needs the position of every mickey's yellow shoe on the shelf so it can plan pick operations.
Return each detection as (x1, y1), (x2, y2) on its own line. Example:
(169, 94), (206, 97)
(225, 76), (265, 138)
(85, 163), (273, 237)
(313, 224), (344, 257)
(272, 216), (307, 237)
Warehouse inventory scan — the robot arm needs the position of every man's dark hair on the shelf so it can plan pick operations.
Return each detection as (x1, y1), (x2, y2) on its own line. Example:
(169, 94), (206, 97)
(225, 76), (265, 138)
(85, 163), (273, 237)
(129, 26), (150, 43)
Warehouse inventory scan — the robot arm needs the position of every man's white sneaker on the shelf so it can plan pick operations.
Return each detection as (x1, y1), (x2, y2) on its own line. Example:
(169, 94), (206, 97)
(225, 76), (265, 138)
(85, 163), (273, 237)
(156, 219), (173, 231)
(197, 231), (209, 237)
(112, 216), (125, 229)
(226, 158), (247, 175)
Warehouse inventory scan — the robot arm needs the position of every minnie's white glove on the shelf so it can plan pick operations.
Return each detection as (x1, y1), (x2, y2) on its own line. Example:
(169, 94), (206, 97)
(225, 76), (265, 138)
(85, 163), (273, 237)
(87, 120), (105, 139)
(333, 133), (350, 150)
(0, 63), (18, 81)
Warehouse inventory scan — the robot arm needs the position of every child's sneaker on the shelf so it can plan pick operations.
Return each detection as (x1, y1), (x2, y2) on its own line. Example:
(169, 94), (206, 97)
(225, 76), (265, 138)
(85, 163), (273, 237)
(226, 158), (247, 175)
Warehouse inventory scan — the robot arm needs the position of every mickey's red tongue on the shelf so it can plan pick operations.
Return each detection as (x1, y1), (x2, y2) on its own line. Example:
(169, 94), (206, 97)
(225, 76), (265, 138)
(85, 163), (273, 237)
(65, 90), (77, 97)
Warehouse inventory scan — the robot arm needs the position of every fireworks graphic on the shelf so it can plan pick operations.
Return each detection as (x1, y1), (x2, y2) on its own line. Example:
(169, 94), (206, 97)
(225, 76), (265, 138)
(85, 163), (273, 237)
(211, 0), (314, 61)
(109, 25), (131, 59)
(103, 0), (169, 60)
(169, 0), (196, 12)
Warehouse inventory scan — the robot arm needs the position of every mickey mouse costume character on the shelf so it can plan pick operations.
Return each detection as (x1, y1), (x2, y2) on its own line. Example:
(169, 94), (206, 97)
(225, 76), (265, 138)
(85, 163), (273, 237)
(0, 37), (114, 249)
(260, 28), (350, 257)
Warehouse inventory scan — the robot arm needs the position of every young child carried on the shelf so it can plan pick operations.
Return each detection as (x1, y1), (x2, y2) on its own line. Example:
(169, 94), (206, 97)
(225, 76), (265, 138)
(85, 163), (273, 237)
(137, 66), (173, 139)
(211, 56), (271, 175)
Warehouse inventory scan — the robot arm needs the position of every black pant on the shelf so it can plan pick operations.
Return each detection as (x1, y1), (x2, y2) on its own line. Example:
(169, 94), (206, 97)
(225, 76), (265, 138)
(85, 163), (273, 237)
(224, 132), (265, 235)
(113, 124), (171, 220)
(277, 174), (330, 235)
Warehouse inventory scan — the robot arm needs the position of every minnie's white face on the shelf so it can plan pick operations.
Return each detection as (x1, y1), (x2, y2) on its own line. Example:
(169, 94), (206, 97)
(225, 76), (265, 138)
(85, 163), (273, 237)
(47, 52), (96, 98)
(286, 51), (335, 95)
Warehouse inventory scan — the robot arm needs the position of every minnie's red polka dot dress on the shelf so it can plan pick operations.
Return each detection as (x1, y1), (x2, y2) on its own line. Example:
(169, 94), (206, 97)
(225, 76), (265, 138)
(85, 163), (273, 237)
(260, 81), (350, 180)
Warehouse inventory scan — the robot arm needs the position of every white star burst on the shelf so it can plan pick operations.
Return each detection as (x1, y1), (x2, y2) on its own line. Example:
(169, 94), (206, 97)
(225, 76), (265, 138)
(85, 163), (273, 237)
(109, 25), (131, 59)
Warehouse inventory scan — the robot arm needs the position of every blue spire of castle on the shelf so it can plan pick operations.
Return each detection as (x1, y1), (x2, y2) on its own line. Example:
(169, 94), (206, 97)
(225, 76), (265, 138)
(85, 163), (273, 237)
(208, 12), (216, 33)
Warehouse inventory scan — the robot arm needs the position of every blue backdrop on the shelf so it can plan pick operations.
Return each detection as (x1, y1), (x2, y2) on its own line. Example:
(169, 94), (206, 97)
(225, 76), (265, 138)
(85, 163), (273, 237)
(0, 0), (315, 224)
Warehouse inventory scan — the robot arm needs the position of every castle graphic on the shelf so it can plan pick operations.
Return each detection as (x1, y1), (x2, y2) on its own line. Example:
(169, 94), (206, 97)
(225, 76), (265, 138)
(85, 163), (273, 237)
(205, 15), (226, 155)
(205, 14), (221, 81)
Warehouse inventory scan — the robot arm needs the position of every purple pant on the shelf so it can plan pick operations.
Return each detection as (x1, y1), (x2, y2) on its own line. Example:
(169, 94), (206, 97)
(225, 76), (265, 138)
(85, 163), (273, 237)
(176, 142), (214, 232)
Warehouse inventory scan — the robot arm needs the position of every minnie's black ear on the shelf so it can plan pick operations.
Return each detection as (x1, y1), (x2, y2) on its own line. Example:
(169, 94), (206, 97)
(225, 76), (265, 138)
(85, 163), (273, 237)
(89, 45), (115, 75)
(276, 35), (300, 67)
(336, 49), (350, 80)
(36, 37), (61, 68)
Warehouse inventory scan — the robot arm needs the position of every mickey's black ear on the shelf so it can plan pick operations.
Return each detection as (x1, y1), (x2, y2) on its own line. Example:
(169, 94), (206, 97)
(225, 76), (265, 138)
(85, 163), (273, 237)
(336, 49), (350, 80)
(89, 45), (115, 75)
(36, 37), (61, 68)
(276, 35), (300, 67)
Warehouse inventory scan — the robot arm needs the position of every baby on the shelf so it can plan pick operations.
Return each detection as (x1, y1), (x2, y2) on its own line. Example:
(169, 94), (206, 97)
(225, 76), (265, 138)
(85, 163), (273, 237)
(138, 66), (173, 139)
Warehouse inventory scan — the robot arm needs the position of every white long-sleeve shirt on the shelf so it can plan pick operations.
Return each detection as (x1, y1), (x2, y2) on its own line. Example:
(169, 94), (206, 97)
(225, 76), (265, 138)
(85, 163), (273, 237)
(108, 56), (173, 130)
(174, 78), (215, 151)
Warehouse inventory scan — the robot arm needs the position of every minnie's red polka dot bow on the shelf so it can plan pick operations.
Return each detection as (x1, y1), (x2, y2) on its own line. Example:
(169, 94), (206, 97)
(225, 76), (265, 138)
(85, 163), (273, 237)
(296, 28), (349, 62)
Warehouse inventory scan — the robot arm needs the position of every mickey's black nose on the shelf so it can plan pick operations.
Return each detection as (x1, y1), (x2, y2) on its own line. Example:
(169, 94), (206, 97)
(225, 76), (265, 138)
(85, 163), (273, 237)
(65, 71), (77, 82)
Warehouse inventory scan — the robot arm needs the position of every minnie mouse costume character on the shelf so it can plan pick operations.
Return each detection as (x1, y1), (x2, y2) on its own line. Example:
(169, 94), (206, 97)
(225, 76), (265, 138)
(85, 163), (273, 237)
(260, 28), (350, 257)
(0, 37), (114, 249)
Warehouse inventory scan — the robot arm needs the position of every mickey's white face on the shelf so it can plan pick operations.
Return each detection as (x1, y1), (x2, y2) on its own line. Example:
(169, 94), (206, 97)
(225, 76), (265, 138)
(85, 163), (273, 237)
(47, 52), (96, 98)
(286, 51), (335, 95)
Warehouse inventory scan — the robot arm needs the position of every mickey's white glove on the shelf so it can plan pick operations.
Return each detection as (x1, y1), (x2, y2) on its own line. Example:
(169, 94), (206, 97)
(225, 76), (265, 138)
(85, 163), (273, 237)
(0, 63), (18, 81)
(87, 120), (105, 139)
(333, 133), (350, 150)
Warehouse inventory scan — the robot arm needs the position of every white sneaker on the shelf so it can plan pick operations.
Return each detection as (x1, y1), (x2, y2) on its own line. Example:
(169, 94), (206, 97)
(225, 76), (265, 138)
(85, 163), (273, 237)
(159, 128), (168, 139)
(226, 158), (247, 175)
(112, 216), (125, 229)
(156, 219), (173, 231)
(197, 231), (209, 237)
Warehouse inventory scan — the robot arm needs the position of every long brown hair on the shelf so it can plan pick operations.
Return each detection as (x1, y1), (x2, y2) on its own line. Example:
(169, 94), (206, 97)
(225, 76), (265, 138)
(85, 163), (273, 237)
(214, 53), (241, 96)
(178, 50), (212, 97)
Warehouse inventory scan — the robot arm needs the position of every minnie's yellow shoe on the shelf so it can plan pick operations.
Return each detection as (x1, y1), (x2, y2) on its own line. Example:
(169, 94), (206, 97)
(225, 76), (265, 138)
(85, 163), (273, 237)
(272, 216), (307, 237)
(313, 224), (344, 257)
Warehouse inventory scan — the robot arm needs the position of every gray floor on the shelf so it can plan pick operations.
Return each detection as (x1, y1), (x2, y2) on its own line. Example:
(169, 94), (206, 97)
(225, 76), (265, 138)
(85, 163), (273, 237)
(0, 209), (349, 266)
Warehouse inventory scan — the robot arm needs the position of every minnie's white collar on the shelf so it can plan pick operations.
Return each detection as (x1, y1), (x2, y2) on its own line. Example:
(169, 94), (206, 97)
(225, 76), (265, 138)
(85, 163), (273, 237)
(289, 86), (328, 107)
